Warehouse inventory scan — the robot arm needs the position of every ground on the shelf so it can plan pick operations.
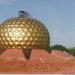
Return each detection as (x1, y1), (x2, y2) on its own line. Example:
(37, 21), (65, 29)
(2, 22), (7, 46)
(0, 49), (74, 74)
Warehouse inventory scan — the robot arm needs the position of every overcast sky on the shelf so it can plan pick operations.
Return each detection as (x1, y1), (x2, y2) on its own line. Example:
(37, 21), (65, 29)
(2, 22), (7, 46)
(0, 0), (75, 48)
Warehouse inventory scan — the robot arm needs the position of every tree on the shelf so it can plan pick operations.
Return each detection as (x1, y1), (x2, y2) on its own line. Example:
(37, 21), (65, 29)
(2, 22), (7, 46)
(68, 47), (75, 56)
(50, 44), (69, 53)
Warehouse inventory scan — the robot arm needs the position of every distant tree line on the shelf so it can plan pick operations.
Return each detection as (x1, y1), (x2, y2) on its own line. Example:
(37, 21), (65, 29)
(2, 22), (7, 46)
(48, 44), (75, 56)
(68, 47), (75, 56)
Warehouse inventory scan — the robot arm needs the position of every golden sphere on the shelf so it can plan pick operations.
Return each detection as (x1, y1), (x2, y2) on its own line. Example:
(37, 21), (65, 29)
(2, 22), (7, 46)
(0, 12), (50, 50)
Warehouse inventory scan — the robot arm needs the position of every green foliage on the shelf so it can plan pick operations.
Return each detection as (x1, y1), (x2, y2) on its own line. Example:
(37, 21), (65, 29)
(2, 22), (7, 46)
(49, 44), (69, 52)
(48, 44), (75, 56)
(68, 47), (75, 56)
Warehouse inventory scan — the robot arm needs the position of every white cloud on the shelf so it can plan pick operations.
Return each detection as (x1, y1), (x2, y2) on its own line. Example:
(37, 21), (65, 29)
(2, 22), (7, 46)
(0, 0), (16, 5)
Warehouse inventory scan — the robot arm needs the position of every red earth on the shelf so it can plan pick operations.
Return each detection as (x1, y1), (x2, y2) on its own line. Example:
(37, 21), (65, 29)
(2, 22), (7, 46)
(0, 49), (75, 74)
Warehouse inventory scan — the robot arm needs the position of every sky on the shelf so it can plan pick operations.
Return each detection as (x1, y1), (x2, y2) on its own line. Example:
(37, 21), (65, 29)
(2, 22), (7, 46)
(0, 0), (75, 48)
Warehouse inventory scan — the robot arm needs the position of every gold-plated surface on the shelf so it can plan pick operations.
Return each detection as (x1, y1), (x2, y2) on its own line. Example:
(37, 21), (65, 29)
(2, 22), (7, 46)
(0, 11), (50, 59)
(0, 15), (50, 50)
